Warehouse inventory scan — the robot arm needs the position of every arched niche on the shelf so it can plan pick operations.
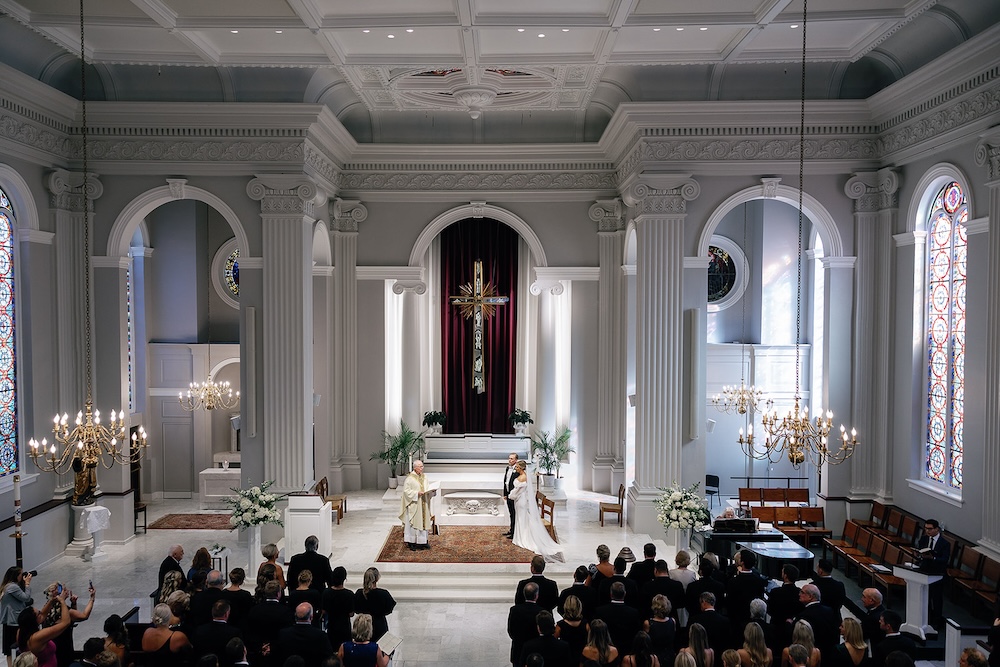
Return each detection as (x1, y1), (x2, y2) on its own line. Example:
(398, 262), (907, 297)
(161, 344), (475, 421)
(409, 203), (547, 267)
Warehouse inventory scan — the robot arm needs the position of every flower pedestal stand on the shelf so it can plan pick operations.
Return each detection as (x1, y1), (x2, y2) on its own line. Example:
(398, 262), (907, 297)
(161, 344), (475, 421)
(669, 526), (692, 552)
(246, 524), (262, 571)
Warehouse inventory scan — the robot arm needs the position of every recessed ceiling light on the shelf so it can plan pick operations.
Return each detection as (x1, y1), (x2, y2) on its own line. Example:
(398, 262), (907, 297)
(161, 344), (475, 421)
(388, 34), (395, 38)
(653, 28), (661, 32)
(517, 28), (525, 32)
(790, 24), (799, 28)
(274, 30), (282, 34)
(676, 27), (684, 31)
(363, 29), (370, 33)
(700, 27), (708, 31)
(562, 28), (569, 32)
(538, 33), (545, 38)
(406, 29), (413, 33)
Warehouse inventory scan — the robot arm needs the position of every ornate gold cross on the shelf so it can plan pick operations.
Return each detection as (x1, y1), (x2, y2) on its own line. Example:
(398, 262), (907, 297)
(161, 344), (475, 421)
(450, 259), (509, 393)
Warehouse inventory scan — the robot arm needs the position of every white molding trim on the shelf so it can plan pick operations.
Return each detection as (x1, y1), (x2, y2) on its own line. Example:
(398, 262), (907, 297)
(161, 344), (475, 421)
(684, 257), (709, 270)
(408, 203), (547, 268)
(905, 163), (975, 233)
(17, 230), (54, 245)
(894, 231), (926, 247)
(357, 266), (425, 282)
(906, 477), (964, 508)
(534, 267), (600, 282)
(91, 256), (131, 270)
(965, 216), (989, 235)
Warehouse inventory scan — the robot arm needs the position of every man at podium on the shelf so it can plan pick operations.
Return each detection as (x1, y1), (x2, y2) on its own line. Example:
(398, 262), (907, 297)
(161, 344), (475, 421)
(400, 460), (434, 551)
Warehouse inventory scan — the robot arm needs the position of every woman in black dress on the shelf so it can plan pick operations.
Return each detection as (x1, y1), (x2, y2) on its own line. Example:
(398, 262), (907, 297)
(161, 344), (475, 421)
(354, 568), (395, 641)
(286, 570), (322, 627)
(555, 595), (589, 664)
(644, 594), (676, 667)
(323, 566), (355, 653)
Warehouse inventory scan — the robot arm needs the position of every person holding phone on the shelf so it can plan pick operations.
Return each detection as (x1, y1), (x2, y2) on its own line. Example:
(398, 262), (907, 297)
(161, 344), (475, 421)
(42, 581), (95, 666)
(0, 567), (33, 667)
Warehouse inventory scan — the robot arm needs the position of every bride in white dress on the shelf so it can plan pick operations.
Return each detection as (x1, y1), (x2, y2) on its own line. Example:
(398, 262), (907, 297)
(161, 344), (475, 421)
(508, 460), (565, 562)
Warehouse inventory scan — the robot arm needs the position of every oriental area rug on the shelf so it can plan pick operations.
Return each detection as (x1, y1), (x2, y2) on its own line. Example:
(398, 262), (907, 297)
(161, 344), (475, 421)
(149, 514), (234, 530)
(376, 525), (536, 563)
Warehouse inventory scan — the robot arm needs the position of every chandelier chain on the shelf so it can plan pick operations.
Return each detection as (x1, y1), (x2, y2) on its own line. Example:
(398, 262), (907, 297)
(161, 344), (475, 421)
(795, 0), (806, 401)
(80, 0), (92, 402)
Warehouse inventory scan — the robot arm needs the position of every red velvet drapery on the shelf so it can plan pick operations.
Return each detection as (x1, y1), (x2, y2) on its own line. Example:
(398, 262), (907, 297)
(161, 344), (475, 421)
(440, 218), (518, 434)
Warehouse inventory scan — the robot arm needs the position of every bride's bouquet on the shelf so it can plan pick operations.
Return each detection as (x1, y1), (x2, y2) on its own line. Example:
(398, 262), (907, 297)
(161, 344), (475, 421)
(654, 482), (711, 530)
(225, 480), (283, 529)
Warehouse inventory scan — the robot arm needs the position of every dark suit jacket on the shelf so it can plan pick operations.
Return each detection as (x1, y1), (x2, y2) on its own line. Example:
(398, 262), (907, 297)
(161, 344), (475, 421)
(593, 601), (643, 657)
(286, 550), (335, 590)
(508, 601), (542, 665)
(861, 604), (886, 645)
(558, 583), (598, 620)
(158, 555), (184, 591)
(189, 588), (226, 628)
(516, 575), (560, 612)
(191, 619), (243, 662)
(275, 623), (334, 665)
(796, 602), (841, 654)
(725, 570), (768, 627)
(874, 633), (917, 666)
(244, 600), (295, 654)
(686, 576), (727, 619)
(766, 583), (803, 648)
(626, 559), (657, 587)
(916, 534), (951, 574)
(690, 608), (734, 652)
(812, 576), (847, 617)
(639, 576), (685, 620)
(519, 635), (573, 667)
(597, 574), (641, 609)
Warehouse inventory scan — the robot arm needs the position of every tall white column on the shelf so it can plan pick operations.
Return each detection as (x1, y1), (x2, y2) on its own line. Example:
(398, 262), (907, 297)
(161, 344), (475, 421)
(845, 169), (898, 500)
(247, 176), (322, 493)
(591, 199), (626, 493)
(312, 265), (333, 489)
(331, 199), (366, 490)
(622, 175), (700, 534)
(974, 129), (1000, 560)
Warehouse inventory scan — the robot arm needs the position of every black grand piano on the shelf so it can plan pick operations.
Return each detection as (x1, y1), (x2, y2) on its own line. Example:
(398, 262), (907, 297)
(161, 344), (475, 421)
(691, 518), (814, 579)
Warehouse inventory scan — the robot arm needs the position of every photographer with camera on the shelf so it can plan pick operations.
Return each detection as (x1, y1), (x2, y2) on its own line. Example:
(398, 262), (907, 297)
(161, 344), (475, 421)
(0, 567), (35, 667)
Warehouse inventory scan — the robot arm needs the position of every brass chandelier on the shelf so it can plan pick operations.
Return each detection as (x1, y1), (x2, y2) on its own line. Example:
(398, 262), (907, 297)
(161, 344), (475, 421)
(757, 0), (858, 468)
(28, 0), (148, 474)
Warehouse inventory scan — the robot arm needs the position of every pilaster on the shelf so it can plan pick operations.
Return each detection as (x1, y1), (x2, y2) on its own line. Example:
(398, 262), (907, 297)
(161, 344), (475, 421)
(591, 199), (626, 493)
(621, 174), (700, 534)
(974, 128), (1000, 561)
(247, 176), (323, 493)
(845, 168), (899, 500)
(330, 198), (367, 491)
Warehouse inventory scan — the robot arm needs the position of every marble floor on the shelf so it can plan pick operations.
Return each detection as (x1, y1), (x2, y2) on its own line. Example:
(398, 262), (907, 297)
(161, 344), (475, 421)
(33, 486), (656, 667)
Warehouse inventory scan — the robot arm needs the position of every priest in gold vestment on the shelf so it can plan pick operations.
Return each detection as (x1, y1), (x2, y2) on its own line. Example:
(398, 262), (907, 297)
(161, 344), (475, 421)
(399, 460), (433, 551)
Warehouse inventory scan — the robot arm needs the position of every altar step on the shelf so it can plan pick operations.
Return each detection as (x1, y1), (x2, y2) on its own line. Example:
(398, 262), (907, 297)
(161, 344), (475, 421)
(374, 565), (575, 603)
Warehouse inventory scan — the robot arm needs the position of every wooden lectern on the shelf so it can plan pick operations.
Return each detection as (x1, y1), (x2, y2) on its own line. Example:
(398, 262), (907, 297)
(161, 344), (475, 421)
(893, 564), (943, 639)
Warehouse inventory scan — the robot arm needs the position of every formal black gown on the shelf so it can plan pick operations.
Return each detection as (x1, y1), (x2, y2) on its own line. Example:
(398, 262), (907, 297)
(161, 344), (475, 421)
(354, 587), (396, 640)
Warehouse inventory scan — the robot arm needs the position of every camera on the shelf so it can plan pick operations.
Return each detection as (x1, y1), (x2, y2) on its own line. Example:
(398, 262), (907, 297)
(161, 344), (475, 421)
(23, 570), (37, 578)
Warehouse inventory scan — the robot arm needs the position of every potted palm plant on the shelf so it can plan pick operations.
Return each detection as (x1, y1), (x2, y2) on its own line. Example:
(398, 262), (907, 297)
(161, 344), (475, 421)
(530, 426), (574, 488)
(509, 408), (533, 436)
(371, 420), (428, 488)
(422, 410), (446, 434)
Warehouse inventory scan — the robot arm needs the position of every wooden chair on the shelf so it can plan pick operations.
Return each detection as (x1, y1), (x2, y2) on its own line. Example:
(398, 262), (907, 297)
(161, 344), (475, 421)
(541, 497), (557, 540)
(535, 490), (546, 511)
(840, 529), (874, 577)
(800, 507), (833, 545)
(774, 507), (807, 543)
(947, 543), (984, 583)
(134, 501), (147, 534)
(738, 488), (761, 512)
(872, 543), (908, 596)
(600, 484), (625, 527)
(785, 488), (809, 505)
(868, 508), (903, 539)
(315, 477), (346, 525)
(750, 506), (776, 524)
(824, 520), (860, 566)
(854, 535), (890, 583)
(856, 500), (888, 529)
(956, 557), (1000, 602)
(705, 474), (721, 509)
(762, 488), (786, 505)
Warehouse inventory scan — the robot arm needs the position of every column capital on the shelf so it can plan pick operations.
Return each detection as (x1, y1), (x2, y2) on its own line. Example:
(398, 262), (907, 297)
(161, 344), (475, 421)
(331, 198), (368, 232)
(620, 174), (699, 214)
(590, 198), (625, 232)
(247, 175), (327, 218)
(46, 169), (103, 211)
(975, 126), (1000, 183)
(845, 168), (900, 212)
(391, 280), (427, 295)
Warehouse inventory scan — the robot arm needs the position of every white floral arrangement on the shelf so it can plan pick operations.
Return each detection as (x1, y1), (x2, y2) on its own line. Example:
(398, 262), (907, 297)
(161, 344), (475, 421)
(224, 480), (283, 529)
(654, 482), (712, 530)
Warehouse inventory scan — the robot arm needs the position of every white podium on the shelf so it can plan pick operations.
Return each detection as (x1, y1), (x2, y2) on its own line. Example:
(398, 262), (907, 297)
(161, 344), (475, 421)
(893, 564), (943, 639)
(283, 495), (332, 556)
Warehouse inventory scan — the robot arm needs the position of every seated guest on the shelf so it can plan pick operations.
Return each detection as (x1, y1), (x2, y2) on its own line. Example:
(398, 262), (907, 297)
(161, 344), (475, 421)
(286, 570), (323, 627)
(189, 570), (226, 628)
(874, 611), (916, 667)
(141, 604), (192, 667)
(582, 619), (619, 667)
(641, 561), (685, 627)
(519, 610), (572, 667)
(622, 630), (660, 667)
(226, 637), (250, 667)
(516, 555), (560, 613)
(682, 623), (714, 667)
(255, 564), (278, 603)
(686, 559), (726, 622)
(222, 568), (254, 630)
(743, 600), (772, 653)
(555, 595), (589, 665)
(594, 582), (643, 656)
(69, 637), (106, 667)
(322, 566), (356, 653)
(337, 613), (389, 667)
(780, 622), (820, 667)
(725, 552), (767, 629)
(286, 536), (334, 591)
(833, 618), (872, 667)
(736, 622), (771, 667)
(675, 653), (698, 667)
(721, 649), (741, 667)
(158, 570), (186, 604)
(643, 595), (676, 667)
(559, 566), (598, 621)
(102, 615), (129, 667)
(960, 648), (987, 667)
(794, 584), (839, 654)
(786, 645), (810, 667)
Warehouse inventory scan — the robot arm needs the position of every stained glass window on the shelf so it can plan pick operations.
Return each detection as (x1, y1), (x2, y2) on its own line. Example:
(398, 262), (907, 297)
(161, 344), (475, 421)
(0, 187), (17, 476)
(925, 181), (966, 489)
(707, 244), (737, 303)
(225, 248), (239, 297)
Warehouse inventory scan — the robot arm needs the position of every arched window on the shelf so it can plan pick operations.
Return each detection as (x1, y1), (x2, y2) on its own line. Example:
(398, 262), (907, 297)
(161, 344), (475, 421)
(924, 181), (966, 490)
(0, 187), (17, 476)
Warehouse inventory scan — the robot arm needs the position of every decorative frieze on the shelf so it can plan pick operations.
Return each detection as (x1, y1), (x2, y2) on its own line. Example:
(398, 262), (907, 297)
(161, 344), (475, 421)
(338, 171), (616, 191)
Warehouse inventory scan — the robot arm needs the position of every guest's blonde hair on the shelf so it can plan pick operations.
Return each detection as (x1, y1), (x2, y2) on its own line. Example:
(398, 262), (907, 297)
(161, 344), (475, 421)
(352, 613), (373, 642)
(721, 650), (741, 667)
(562, 595), (583, 622)
(363, 567), (380, 595)
(842, 618), (866, 651)
(675, 550), (691, 567)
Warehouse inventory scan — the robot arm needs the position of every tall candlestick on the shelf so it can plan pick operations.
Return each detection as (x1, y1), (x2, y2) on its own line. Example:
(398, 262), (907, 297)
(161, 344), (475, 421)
(10, 474), (24, 568)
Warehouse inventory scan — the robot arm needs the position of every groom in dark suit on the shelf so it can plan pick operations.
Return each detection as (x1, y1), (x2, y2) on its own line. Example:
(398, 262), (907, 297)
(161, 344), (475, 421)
(503, 452), (518, 538)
